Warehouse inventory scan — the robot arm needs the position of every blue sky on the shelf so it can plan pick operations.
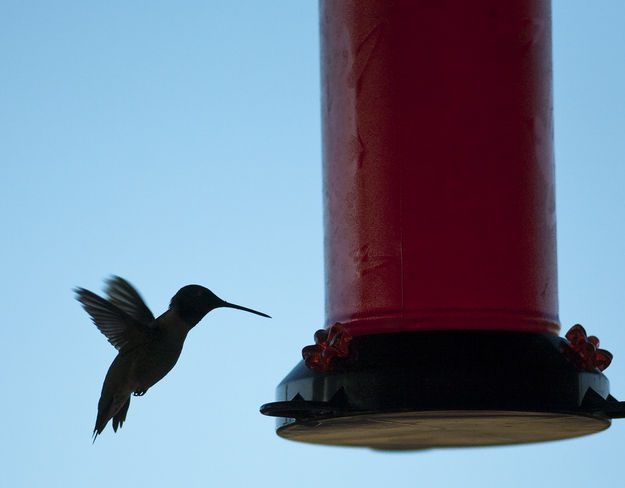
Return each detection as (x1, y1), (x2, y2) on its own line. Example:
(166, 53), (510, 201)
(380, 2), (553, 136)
(1, 1), (623, 487)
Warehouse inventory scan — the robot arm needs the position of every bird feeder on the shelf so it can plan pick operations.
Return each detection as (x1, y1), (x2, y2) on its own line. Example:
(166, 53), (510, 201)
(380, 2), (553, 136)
(261, 0), (625, 449)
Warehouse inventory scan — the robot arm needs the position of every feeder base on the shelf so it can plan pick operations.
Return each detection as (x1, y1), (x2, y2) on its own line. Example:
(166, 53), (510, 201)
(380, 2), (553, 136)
(261, 331), (621, 450)
(277, 410), (609, 450)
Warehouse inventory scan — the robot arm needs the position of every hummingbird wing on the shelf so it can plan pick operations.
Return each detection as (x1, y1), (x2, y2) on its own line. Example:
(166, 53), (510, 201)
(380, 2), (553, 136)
(104, 276), (155, 326)
(75, 288), (150, 351)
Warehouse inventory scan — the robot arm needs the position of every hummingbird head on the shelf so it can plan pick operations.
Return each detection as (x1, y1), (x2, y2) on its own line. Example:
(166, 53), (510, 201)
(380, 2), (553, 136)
(170, 285), (270, 326)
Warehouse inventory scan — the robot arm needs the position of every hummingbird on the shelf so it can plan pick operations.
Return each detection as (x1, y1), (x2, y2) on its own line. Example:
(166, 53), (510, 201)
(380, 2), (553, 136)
(75, 276), (270, 441)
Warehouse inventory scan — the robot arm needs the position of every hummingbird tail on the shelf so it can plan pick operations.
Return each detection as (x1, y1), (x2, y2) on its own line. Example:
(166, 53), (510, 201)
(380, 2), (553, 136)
(92, 417), (106, 443)
(93, 392), (131, 441)
(112, 396), (131, 432)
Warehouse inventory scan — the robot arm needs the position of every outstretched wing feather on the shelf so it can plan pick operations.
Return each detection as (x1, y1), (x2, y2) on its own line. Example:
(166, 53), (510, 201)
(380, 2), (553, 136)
(104, 276), (155, 326)
(75, 288), (146, 351)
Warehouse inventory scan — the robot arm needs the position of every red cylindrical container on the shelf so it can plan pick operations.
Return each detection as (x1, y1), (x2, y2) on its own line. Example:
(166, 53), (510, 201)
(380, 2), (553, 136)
(321, 0), (558, 336)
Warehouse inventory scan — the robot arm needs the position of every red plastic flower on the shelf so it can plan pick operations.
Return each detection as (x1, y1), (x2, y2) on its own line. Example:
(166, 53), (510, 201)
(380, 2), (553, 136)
(302, 323), (353, 372)
(563, 324), (612, 372)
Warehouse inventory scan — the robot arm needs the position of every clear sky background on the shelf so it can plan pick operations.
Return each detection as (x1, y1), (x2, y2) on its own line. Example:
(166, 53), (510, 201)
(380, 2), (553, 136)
(1, 1), (623, 487)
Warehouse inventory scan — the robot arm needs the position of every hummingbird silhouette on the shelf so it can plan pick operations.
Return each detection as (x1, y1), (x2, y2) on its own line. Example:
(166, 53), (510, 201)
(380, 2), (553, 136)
(75, 276), (270, 441)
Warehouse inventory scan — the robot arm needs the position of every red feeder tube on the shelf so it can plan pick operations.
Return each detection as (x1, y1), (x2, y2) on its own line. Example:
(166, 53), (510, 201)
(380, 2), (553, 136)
(322, 0), (558, 339)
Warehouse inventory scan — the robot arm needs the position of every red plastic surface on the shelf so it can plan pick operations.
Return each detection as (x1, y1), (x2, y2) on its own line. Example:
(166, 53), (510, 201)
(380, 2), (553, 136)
(564, 325), (613, 372)
(320, 0), (559, 336)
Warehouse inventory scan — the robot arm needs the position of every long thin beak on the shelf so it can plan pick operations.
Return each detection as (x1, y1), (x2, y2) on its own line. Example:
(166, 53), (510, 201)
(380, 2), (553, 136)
(222, 301), (271, 318)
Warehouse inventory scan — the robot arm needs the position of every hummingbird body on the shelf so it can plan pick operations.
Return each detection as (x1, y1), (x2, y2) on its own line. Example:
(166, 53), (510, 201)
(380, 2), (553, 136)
(75, 276), (270, 440)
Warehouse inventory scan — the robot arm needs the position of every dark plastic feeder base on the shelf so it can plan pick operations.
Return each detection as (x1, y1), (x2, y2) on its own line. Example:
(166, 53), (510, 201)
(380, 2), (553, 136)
(260, 331), (624, 450)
